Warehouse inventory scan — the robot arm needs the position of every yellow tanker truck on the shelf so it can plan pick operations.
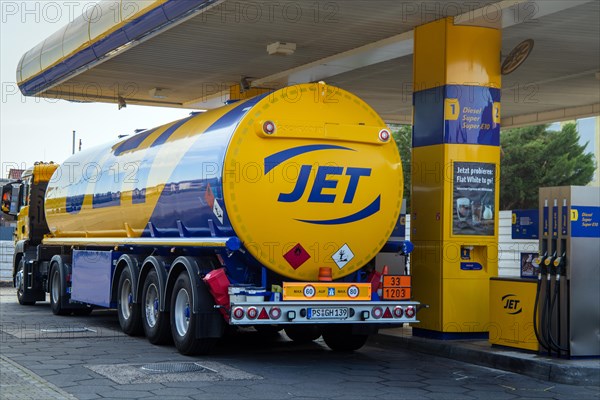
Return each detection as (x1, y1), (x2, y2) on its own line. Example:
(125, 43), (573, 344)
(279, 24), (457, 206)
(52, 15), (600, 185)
(2, 83), (418, 355)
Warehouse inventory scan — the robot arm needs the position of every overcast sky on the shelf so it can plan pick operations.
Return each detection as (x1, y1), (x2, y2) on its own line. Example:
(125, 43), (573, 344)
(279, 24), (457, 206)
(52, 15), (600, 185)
(0, 1), (190, 177)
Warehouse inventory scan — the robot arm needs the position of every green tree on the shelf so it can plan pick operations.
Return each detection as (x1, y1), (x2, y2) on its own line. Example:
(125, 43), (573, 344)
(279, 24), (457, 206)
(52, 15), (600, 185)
(500, 123), (595, 210)
(390, 124), (412, 212)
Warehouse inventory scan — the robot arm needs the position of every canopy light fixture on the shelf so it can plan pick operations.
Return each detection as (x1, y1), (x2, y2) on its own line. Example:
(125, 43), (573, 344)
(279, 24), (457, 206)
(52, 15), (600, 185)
(267, 42), (296, 56)
(149, 87), (172, 99)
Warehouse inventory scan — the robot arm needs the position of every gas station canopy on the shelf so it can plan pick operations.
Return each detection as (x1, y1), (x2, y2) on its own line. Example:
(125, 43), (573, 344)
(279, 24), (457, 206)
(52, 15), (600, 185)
(17, 0), (600, 126)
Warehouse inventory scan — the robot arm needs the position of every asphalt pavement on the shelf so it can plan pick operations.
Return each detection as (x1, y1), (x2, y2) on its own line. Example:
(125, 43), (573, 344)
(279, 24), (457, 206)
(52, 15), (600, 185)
(0, 286), (599, 400)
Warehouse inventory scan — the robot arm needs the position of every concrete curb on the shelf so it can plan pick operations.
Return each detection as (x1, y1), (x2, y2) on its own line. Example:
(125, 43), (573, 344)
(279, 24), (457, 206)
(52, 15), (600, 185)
(373, 330), (600, 386)
(1, 355), (78, 399)
(0, 280), (12, 288)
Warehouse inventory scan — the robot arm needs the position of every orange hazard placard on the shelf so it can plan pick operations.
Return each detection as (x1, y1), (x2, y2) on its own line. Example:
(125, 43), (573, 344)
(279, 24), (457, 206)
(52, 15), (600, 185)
(383, 275), (411, 288)
(382, 287), (411, 300)
(382, 275), (411, 300)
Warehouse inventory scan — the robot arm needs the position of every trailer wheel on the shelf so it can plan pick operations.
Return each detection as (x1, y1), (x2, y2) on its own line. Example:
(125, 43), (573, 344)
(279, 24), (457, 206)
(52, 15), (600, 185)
(16, 260), (35, 306)
(170, 271), (216, 355)
(322, 325), (369, 352)
(284, 325), (322, 343)
(142, 269), (171, 344)
(49, 265), (68, 315)
(117, 268), (143, 336)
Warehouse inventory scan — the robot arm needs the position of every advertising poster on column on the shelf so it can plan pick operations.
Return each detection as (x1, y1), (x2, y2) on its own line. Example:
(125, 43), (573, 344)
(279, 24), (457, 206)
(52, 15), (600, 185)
(453, 162), (496, 236)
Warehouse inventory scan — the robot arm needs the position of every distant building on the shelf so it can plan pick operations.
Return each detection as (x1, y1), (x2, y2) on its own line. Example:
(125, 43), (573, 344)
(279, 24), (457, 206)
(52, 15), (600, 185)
(0, 178), (17, 229)
(7, 169), (24, 180)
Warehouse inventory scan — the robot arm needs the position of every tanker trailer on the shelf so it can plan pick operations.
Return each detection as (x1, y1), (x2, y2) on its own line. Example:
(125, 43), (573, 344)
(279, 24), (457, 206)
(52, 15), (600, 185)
(6, 83), (419, 355)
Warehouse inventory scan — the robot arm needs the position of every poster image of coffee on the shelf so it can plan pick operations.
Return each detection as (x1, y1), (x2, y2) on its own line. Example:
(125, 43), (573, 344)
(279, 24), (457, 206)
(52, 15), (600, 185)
(453, 162), (496, 236)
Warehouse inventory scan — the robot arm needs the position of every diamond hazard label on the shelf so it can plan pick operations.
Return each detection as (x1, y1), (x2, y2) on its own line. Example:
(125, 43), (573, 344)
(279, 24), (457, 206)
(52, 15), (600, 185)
(205, 184), (223, 224)
(283, 243), (311, 270)
(205, 184), (215, 207)
(332, 244), (354, 269)
(212, 200), (224, 224)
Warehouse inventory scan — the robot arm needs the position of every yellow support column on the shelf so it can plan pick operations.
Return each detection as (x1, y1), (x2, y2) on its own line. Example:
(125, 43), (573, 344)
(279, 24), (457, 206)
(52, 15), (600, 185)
(411, 17), (501, 338)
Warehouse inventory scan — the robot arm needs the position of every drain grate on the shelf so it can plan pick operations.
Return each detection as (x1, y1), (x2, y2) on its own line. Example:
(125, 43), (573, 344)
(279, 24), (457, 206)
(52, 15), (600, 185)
(87, 361), (261, 384)
(140, 362), (216, 374)
(40, 327), (96, 334)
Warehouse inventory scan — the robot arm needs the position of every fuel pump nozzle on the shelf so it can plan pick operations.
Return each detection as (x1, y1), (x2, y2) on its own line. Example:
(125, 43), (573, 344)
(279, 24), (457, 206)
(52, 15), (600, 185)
(543, 252), (557, 278)
(553, 252), (566, 278)
(533, 253), (547, 280)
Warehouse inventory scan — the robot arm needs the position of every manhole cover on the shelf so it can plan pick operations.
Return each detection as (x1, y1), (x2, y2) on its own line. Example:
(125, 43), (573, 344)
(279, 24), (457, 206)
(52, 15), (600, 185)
(140, 362), (215, 374)
(40, 327), (96, 334)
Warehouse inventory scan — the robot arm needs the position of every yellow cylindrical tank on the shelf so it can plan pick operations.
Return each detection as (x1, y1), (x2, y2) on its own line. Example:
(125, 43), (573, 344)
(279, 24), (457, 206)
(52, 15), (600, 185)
(45, 83), (403, 280)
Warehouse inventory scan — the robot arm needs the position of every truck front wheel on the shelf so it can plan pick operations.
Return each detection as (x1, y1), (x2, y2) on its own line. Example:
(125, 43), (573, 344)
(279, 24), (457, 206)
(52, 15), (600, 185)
(141, 269), (171, 344)
(117, 269), (143, 336)
(322, 325), (369, 352)
(170, 272), (216, 355)
(16, 260), (34, 306)
(49, 265), (68, 315)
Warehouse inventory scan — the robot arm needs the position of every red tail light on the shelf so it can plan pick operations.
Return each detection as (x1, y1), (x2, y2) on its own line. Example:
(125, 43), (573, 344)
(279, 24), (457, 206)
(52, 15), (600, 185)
(232, 307), (245, 320)
(269, 307), (282, 320)
(247, 306), (258, 319)
(393, 306), (404, 318)
(372, 306), (383, 319)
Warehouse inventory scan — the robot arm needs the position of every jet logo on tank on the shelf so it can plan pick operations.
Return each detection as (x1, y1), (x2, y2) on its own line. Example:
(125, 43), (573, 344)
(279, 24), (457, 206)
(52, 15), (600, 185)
(263, 145), (381, 225)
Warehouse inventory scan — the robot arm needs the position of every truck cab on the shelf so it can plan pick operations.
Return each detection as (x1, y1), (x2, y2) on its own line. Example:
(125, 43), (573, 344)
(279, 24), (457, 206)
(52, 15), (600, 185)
(1, 162), (58, 303)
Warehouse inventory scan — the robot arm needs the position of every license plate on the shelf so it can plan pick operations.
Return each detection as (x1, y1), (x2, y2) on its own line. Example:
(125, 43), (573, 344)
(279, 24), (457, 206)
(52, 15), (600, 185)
(307, 307), (348, 319)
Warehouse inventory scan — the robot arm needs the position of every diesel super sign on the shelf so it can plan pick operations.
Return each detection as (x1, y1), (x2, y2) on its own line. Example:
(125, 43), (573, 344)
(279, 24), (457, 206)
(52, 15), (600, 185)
(264, 145), (381, 225)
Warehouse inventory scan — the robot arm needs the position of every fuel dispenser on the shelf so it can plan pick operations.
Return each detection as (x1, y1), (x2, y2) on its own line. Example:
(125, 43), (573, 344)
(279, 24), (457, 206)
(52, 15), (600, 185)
(533, 186), (600, 357)
(377, 199), (409, 275)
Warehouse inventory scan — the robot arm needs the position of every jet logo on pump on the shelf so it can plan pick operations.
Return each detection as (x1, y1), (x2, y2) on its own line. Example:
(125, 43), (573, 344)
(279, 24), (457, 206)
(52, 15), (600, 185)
(263, 145), (381, 225)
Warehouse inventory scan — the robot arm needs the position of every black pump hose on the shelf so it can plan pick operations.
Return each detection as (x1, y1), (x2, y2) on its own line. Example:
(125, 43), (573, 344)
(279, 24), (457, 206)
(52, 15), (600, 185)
(542, 275), (553, 356)
(548, 275), (569, 353)
(533, 273), (550, 352)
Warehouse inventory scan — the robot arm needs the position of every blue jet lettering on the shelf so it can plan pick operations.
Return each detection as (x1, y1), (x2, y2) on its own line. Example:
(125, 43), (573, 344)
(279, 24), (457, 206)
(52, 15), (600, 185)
(278, 165), (371, 203)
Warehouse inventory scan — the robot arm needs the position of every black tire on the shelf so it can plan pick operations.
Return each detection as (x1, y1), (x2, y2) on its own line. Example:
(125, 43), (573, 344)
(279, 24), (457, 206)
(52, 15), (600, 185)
(49, 265), (68, 315)
(170, 272), (216, 355)
(15, 260), (35, 306)
(284, 325), (322, 343)
(141, 270), (171, 345)
(117, 269), (143, 336)
(322, 325), (369, 351)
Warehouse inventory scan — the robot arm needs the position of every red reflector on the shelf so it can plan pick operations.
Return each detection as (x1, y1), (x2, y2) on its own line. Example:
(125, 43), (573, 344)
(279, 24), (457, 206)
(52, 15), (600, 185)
(383, 307), (393, 319)
(405, 306), (415, 318)
(263, 121), (276, 135)
(258, 308), (269, 320)
(378, 129), (391, 142)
